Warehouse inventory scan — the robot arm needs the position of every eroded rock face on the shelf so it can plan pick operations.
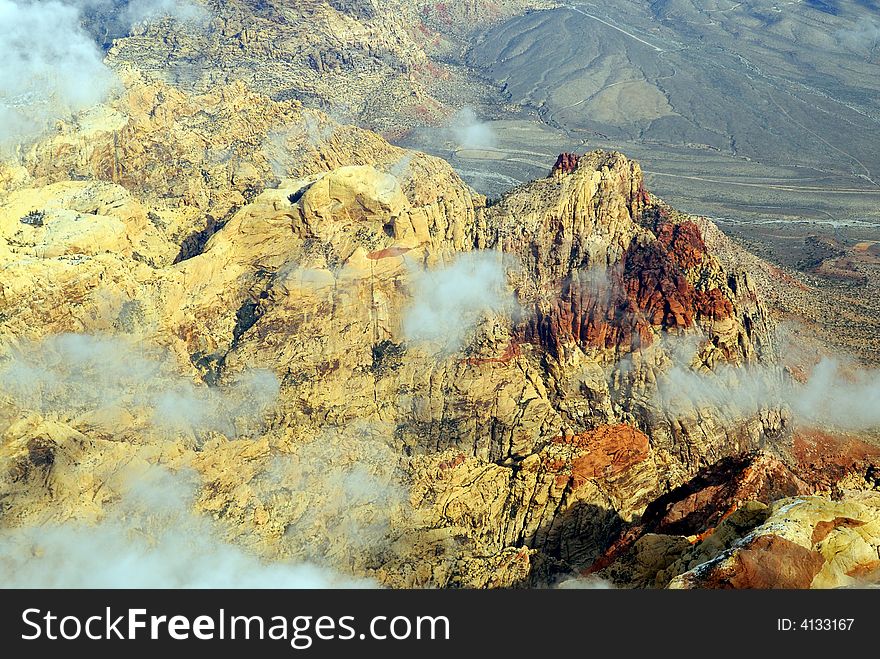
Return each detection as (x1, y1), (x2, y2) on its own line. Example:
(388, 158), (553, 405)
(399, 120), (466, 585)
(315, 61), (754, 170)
(520, 218), (736, 357)
(683, 534), (826, 589)
(639, 453), (812, 539)
(2, 79), (878, 588)
(491, 154), (750, 373)
(547, 425), (651, 486)
(591, 431), (880, 589)
(587, 452), (813, 585)
(98, 0), (548, 135)
(669, 493), (880, 589)
(301, 166), (407, 225)
(551, 153), (580, 177)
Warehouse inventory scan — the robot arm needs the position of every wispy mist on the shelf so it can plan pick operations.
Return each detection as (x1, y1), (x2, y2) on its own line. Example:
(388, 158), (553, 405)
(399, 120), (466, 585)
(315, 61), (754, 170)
(556, 575), (615, 589)
(403, 251), (515, 349)
(836, 19), (880, 52)
(0, 0), (208, 153)
(105, 0), (208, 25)
(258, 423), (408, 570)
(450, 108), (497, 150)
(0, 0), (115, 152)
(793, 357), (880, 429)
(652, 335), (880, 431)
(0, 466), (369, 588)
(0, 334), (279, 438)
(264, 113), (337, 179)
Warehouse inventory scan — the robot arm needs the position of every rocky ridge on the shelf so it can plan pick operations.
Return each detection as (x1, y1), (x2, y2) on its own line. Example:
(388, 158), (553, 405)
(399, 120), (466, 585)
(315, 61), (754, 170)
(97, 0), (553, 136)
(1, 77), (878, 588)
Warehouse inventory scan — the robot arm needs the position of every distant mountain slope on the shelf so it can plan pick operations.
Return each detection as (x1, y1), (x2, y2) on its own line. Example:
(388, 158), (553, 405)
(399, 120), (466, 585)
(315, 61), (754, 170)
(97, 0), (549, 134)
(469, 1), (880, 189)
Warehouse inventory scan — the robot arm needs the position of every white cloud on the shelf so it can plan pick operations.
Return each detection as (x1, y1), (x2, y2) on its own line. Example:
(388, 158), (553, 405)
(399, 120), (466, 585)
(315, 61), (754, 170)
(792, 357), (880, 429)
(556, 575), (615, 589)
(259, 424), (408, 570)
(0, 466), (371, 588)
(652, 337), (880, 431)
(403, 251), (516, 349)
(836, 20), (880, 52)
(0, 334), (279, 438)
(0, 0), (209, 153)
(0, 0), (116, 152)
(450, 108), (497, 150)
(115, 0), (208, 24)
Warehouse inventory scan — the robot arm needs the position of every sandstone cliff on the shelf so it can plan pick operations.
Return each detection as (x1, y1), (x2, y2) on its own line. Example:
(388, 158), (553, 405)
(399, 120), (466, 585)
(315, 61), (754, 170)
(1, 77), (878, 588)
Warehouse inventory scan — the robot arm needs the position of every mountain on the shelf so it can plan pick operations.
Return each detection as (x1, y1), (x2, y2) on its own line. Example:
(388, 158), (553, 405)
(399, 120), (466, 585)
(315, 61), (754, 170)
(409, 0), (880, 364)
(0, 0), (878, 589)
(96, 0), (549, 135)
(467, 1), (880, 206)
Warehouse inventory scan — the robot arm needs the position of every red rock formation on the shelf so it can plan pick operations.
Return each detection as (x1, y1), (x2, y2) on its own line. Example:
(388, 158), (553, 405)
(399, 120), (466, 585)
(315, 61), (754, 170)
(846, 561), (880, 580)
(550, 153), (580, 176)
(583, 527), (646, 576)
(366, 245), (413, 260)
(811, 517), (865, 545)
(543, 424), (651, 490)
(696, 534), (825, 589)
(522, 220), (733, 357)
(694, 287), (734, 321)
(583, 453), (813, 574)
(524, 268), (651, 356)
(586, 432), (880, 580)
(638, 453), (813, 538)
(623, 239), (700, 329)
(793, 428), (880, 489)
(656, 220), (706, 269)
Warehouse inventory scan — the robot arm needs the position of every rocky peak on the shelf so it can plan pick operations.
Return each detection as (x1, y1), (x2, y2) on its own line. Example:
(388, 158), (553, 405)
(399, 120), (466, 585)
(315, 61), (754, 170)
(477, 151), (756, 366)
(550, 152), (580, 177)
